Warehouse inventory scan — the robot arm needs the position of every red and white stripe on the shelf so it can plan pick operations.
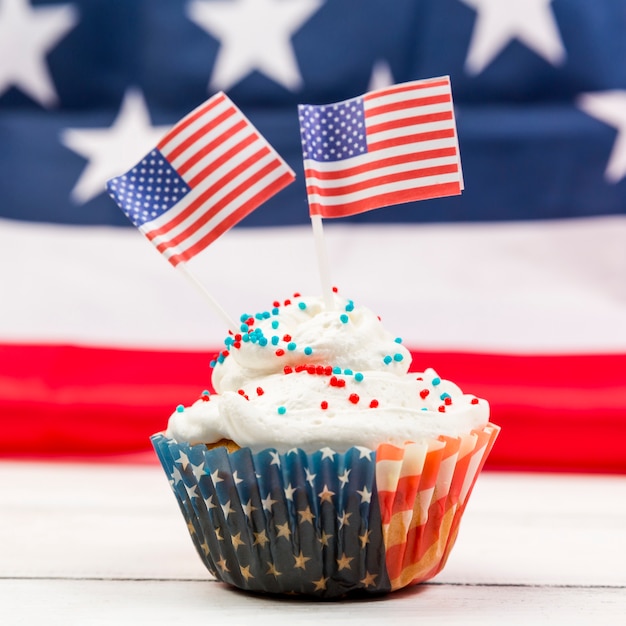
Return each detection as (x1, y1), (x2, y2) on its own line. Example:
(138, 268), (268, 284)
(304, 77), (463, 218)
(141, 92), (295, 266)
(376, 424), (500, 590)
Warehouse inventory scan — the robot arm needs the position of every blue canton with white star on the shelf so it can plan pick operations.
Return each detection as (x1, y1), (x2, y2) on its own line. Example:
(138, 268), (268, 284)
(106, 149), (191, 228)
(299, 98), (367, 162)
(1, 1), (625, 226)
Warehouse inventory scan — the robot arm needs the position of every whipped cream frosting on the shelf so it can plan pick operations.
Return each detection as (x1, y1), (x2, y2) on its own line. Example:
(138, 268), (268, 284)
(165, 292), (489, 452)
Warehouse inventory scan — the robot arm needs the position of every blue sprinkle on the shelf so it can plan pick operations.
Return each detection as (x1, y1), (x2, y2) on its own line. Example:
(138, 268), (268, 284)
(259, 337), (268, 347)
(394, 337), (403, 344)
(440, 392), (450, 400)
(271, 320), (279, 329)
(217, 353), (225, 364)
(304, 346), (313, 355)
(210, 360), (216, 368)
(383, 355), (393, 365)
(432, 377), (441, 386)
(202, 390), (210, 396)
(393, 353), (404, 362)
(263, 311), (271, 319)
(340, 314), (349, 323)
(242, 334), (250, 343)
(255, 313), (264, 320)
(240, 323), (249, 332)
(344, 368), (353, 376)
(239, 313), (249, 322)
(272, 307), (280, 315)
(345, 300), (354, 312)
(354, 372), (364, 382)
(176, 404), (185, 413)
(298, 302), (307, 310)
(421, 407), (428, 411)
(250, 335), (258, 344)
(333, 366), (342, 374)
(287, 342), (297, 351)
(224, 336), (234, 346)
(271, 336), (279, 346)
(277, 406), (286, 415)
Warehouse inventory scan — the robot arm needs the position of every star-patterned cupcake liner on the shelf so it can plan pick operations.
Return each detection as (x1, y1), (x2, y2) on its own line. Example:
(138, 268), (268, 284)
(152, 423), (499, 599)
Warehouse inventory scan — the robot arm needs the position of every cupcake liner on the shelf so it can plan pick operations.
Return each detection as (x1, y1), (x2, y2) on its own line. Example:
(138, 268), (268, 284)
(152, 422), (499, 598)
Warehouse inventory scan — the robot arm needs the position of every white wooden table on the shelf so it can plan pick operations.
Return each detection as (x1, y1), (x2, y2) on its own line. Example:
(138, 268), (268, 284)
(2, 460), (625, 625)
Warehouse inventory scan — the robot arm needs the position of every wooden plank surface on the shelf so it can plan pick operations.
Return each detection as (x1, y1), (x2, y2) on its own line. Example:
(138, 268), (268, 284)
(1, 460), (625, 623)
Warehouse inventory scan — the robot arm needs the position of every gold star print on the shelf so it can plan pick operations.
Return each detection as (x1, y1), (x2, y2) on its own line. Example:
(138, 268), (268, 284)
(216, 556), (229, 572)
(360, 571), (378, 587)
(231, 532), (245, 549)
(336, 553), (353, 571)
(242, 499), (257, 517)
(359, 529), (372, 548)
(319, 531), (333, 546)
(266, 562), (282, 577)
(337, 510), (352, 529)
(240, 564), (254, 581)
(253, 530), (270, 547)
(318, 484), (335, 503)
(275, 521), (291, 539)
(186, 520), (196, 535)
(199, 540), (210, 555)
(298, 506), (315, 524)
(293, 550), (311, 570)
(214, 527), (224, 541)
(312, 575), (329, 591)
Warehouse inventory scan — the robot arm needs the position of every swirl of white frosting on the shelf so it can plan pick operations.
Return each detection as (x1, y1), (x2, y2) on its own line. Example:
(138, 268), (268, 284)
(165, 293), (489, 452)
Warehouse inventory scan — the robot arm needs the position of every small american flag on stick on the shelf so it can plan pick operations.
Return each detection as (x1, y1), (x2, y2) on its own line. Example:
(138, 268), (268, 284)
(299, 76), (463, 218)
(107, 91), (295, 266)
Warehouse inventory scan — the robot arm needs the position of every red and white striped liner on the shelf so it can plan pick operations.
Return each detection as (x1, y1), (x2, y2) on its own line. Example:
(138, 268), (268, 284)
(376, 423), (500, 590)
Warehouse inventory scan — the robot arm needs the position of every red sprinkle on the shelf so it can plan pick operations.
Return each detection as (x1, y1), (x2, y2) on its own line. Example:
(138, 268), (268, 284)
(237, 389), (249, 401)
(332, 286), (338, 293)
(369, 399), (379, 408)
(201, 395), (210, 402)
(438, 406), (446, 413)
(221, 350), (230, 358)
(273, 301), (280, 308)
(284, 366), (293, 374)
(316, 365), (325, 375)
(245, 317), (254, 326)
(324, 366), (333, 376)
(233, 341), (241, 349)
(349, 393), (359, 404)
(321, 401), (328, 410)
(283, 334), (292, 342)
(415, 377), (423, 381)
(256, 387), (264, 396)
(234, 334), (242, 341)
(307, 365), (316, 374)
(330, 376), (338, 386)
(275, 349), (285, 356)
(284, 299), (291, 306)
(444, 397), (452, 405)
(471, 398), (479, 404)
(420, 389), (430, 399)
(337, 378), (346, 388)
(293, 292), (301, 298)
(295, 364), (306, 372)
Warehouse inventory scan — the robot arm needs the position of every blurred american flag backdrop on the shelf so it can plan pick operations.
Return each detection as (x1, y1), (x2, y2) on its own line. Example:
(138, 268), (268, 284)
(1, 0), (625, 472)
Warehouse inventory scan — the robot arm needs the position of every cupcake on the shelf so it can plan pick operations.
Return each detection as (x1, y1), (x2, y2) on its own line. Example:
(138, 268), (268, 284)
(152, 292), (499, 598)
